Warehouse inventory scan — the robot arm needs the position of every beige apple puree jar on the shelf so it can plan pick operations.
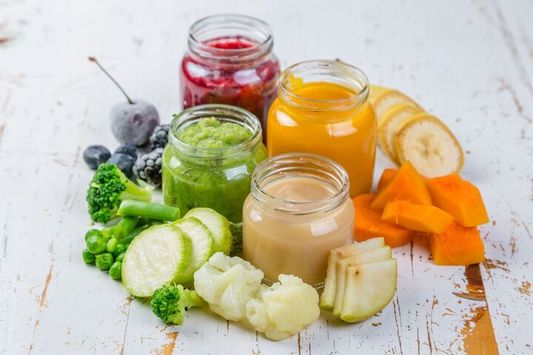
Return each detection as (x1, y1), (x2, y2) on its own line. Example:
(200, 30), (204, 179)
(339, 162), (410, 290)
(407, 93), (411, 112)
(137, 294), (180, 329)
(242, 153), (354, 287)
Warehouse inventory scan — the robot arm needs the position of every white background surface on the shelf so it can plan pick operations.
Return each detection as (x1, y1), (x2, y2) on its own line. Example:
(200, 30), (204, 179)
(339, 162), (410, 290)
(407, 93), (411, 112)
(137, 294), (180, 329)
(1, 0), (532, 354)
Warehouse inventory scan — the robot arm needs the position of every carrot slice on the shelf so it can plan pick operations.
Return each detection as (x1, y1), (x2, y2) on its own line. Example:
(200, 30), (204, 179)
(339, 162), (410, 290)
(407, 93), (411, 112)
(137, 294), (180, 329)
(353, 194), (415, 248)
(427, 174), (489, 227)
(382, 201), (454, 233)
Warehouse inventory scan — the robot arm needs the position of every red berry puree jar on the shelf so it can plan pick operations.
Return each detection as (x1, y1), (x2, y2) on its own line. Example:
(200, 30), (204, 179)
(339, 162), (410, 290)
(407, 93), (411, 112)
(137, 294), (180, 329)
(181, 14), (280, 138)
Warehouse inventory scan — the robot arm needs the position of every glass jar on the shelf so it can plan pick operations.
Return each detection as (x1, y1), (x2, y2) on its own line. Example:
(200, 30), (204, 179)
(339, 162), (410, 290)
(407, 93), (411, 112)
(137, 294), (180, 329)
(181, 14), (280, 139)
(242, 153), (354, 287)
(162, 104), (267, 223)
(267, 60), (377, 197)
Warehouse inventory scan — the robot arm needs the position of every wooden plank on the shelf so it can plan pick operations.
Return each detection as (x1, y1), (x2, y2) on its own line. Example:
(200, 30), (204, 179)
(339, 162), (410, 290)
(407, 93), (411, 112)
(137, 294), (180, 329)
(467, 1), (533, 353)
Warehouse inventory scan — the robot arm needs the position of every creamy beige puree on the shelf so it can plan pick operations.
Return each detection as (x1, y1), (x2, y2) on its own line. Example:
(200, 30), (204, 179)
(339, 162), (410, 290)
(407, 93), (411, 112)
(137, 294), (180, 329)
(243, 175), (355, 286)
(266, 177), (334, 202)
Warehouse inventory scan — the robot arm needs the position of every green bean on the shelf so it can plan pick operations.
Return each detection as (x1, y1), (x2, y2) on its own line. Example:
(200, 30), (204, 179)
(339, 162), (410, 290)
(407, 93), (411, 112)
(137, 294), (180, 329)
(110, 217), (139, 240)
(120, 224), (150, 246)
(117, 200), (181, 222)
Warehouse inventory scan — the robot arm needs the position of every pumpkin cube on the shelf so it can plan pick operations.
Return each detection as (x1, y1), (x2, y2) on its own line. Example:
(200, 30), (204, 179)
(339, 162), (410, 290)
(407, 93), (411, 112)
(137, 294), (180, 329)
(382, 201), (454, 233)
(428, 222), (484, 265)
(427, 174), (489, 227)
(353, 194), (415, 248)
(376, 168), (397, 191)
(371, 161), (432, 210)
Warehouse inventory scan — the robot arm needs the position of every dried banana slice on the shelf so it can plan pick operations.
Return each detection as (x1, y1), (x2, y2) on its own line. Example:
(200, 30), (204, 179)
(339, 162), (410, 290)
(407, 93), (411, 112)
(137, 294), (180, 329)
(371, 89), (422, 125)
(394, 116), (463, 178)
(369, 85), (391, 102)
(378, 104), (423, 164)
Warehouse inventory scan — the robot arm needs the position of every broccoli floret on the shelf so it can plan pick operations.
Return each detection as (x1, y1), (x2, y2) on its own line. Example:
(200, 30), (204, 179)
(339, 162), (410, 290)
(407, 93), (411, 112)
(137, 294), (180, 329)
(87, 163), (152, 224)
(151, 285), (204, 325)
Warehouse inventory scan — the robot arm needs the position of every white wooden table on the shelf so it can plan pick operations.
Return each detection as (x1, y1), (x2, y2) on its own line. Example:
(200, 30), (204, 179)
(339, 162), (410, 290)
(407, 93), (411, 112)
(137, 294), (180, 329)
(1, 0), (532, 354)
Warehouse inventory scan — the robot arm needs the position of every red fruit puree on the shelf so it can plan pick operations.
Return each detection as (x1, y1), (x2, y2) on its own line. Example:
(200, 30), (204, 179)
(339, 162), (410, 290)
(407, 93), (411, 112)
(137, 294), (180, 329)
(181, 37), (280, 135)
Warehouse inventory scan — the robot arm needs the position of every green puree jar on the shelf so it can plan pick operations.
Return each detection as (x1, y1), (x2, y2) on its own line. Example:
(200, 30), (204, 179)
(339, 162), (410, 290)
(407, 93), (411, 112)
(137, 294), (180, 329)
(162, 104), (267, 223)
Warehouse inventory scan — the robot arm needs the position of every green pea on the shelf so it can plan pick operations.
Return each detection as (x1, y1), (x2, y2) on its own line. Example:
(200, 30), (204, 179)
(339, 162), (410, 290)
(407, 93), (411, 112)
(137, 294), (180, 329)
(95, 253), (114, 270)
(106, 237), (118, 253)
(113, 244), (127, 258)
(82, 249), (95, 264)
(85, 229), (103, 242)
(115, 252), (125, 263)
(86, 234), (107, 254)
(109, 261), (122, 280)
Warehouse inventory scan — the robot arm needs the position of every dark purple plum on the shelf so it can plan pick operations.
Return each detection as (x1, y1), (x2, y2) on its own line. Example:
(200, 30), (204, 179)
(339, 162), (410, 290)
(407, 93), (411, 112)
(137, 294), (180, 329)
(88, 56), (160, 146)
(111, 100), (159, 146)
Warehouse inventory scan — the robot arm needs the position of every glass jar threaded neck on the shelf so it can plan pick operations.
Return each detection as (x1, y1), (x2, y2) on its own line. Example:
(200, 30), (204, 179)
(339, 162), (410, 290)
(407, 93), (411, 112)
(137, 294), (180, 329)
(169, 104), (263, 161)
(188, 14), (274, 65)
(278, 60), (370, 112)
(251, 153), (351, 215)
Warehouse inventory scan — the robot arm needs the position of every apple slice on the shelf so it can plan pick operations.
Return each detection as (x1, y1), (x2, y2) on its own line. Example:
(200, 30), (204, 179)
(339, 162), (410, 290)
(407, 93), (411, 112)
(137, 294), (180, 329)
(320, 238), (385, 311)
(340, 259), (397, 323)
(332, 246), (392, 316)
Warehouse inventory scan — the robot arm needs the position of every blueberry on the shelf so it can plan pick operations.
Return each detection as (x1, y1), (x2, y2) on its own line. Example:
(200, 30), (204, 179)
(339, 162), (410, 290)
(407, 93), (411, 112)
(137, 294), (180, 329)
(107, 153), (135, 178)
(83, 145), (111, 170)
(114, 142), (137, 160)
(110, 99), (159, 146)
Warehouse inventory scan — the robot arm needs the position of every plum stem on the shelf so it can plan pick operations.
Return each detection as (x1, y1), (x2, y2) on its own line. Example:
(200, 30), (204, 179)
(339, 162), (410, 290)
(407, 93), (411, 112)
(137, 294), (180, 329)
(88, 56), (134, 104)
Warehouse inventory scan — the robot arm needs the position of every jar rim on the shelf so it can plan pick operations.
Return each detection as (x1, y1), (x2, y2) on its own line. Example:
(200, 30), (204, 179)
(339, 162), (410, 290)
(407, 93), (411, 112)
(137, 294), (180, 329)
(188, 14), (274, 63)
(168, 104), (263, 160)
(251, 153), (351, 215)
(278, 60), (370, 111)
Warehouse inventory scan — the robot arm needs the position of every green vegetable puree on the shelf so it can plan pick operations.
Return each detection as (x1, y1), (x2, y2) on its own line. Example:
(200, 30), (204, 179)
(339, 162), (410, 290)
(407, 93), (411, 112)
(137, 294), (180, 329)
(177, 117), (253, 149)
(163, 117), (266, 223)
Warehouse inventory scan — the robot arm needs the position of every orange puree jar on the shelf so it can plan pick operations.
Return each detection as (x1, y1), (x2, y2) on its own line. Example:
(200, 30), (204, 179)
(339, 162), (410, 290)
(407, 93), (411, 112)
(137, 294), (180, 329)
(267, 60), (377, 197)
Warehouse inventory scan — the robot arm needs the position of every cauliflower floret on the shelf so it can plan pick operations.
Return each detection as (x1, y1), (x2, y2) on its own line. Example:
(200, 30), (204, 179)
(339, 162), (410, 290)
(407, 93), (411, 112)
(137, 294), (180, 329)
(246, 274), (320, 341)
(194, 252), (264, 321)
